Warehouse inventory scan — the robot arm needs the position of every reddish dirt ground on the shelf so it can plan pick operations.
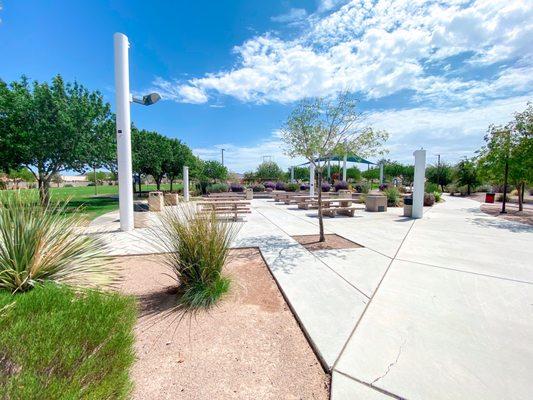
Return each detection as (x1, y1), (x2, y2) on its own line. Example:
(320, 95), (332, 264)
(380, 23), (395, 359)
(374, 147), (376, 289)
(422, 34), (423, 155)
(467, 193), (533, 226)
(114, 249), (330, 400)
(292, 234), (363, 251)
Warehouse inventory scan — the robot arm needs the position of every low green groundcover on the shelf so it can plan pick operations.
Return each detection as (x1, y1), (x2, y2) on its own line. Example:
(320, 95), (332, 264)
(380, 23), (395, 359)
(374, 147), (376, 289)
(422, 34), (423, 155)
(0, 284), (136, 399)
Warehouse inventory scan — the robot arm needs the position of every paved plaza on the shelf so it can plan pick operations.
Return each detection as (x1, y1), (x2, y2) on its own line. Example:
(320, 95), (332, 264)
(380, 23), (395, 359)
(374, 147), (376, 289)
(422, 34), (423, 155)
(88, 195), (533, 399)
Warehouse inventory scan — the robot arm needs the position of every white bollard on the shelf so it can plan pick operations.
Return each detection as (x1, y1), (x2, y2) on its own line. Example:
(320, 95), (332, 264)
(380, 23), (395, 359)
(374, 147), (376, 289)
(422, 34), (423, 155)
(309, 164), (315, 196)
(183, 166), (189, 202)
(114, 32), (134, 232)
(342, 154), (347, 182)
(412, 149), (426, 219)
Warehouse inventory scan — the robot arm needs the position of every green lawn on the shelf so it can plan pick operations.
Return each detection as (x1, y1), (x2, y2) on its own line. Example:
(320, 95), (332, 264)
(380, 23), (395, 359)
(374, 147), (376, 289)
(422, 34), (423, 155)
(7, 183), (183, 221)
(0, 284), (137, 399)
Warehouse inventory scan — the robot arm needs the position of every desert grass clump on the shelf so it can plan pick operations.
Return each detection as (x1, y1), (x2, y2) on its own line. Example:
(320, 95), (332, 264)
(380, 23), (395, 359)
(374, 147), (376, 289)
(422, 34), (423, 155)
(156, 204), (238, 309)
(0, 192), (114, 293)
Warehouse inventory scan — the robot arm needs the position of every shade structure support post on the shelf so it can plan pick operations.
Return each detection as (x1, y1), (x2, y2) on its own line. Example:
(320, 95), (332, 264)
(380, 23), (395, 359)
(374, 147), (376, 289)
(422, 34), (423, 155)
(114, 32), (134, 232)
(412, 149), (426, 219)
(379, 162), (384, 184)
(342, 154), (347, 181)
(183, 166), (190, 202)
(290, 166), (295, 183)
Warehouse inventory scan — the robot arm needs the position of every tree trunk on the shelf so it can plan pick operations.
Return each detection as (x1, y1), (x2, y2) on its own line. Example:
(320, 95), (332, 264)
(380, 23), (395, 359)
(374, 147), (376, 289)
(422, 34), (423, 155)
(170, 179), (173, 192)
(521, 182), (525, 206)
(517, 184), (523, 212)
(317, 169), (325, 243)
(156, 177), (161, 191)
(138, 177), (142, 196)
(38, 177), (51, 206)
(501, 158), (509, 214)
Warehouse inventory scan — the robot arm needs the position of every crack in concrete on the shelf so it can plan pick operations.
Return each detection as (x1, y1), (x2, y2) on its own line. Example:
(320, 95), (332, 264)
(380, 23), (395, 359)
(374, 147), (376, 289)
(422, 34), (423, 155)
(370, 337), (407, 386)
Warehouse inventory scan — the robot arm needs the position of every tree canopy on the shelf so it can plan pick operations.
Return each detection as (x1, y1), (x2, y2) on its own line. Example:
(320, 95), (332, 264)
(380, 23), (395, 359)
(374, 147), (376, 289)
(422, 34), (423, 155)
(255, 161), (284, 181)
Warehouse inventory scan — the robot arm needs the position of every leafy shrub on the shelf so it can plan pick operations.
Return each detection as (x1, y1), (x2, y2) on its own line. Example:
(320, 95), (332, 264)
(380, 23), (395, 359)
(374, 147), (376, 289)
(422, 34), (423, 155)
(384, 187), (401, 206)
(433, 191), (442, 202)
(64, 184), (73, 188)
(300, 183), (309, 191)
(334, 180), (349, 191)
(206, 183), (228, 193)
(509, 189), (518, 196)
(354, 183), (370, 194)
(87, 182), (95, 186)
(285, 183), (299, 192)
(475, 184), (493, 193)
(0, 193), (114, 293)
(321, 182), (331, 192)
(0, 284), (135, 399)
(157, 205), (239, 309)
(252, 184), (265, 192)
(425, 182), (439, 193)
(264, 181), (276, 190)
(230, 183), (244, 192)
(424, 192), (435, 206)
(378, 183), (389, 191)
(275, 181), (286, 190)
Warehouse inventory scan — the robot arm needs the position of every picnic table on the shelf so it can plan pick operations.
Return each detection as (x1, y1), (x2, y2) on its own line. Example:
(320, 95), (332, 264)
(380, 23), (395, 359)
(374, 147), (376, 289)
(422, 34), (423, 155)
(198, 200), (251, 221)
(298, 198), (357, 217)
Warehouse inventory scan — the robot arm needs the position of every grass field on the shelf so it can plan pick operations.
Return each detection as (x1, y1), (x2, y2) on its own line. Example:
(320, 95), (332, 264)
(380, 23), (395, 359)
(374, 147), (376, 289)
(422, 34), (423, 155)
(0, 284), (137, 399)
(2, 183), (182, 221)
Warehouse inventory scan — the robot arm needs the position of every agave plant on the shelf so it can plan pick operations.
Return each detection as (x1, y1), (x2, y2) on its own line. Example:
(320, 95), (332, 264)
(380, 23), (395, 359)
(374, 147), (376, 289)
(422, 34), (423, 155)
(0, 192), (114, 293)
(155, 204), (239, 309)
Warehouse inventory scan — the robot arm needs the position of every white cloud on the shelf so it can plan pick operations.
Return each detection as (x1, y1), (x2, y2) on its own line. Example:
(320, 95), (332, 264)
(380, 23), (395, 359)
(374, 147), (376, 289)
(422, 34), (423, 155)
(271, 8), (308, 24)
(153, 0), (533, 106)
(196, 96), (531, 172)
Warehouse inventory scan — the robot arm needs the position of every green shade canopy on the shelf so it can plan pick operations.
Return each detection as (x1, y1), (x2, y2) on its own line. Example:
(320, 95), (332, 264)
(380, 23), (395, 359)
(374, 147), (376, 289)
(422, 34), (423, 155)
(297, 154), (375, 166)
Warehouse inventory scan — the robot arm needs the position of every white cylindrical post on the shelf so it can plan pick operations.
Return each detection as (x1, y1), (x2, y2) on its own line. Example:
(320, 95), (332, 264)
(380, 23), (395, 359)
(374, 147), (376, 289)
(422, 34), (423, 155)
(342, 154), (347, 181)
(379, 163), (384, 184)
(327, 160), (331, 179)
(183, 166), (189, 201)
(309, 164), (315, 196)
(290, 166), (294, 183)
(114, 32), (134, 231)
(412, 149), (426, 219)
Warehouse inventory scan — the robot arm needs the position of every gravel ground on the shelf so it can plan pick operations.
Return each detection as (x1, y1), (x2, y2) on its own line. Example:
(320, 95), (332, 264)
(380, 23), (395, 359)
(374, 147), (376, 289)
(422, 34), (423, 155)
(114, 249), (330, 400)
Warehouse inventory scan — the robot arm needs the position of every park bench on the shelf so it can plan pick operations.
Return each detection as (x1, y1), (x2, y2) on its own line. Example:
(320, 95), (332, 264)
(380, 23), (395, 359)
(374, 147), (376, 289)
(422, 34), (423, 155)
(198, 200), (251, 221)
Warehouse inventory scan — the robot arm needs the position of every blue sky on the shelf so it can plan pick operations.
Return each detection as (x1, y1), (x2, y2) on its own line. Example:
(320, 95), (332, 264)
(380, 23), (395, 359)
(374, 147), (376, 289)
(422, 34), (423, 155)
(0, 0), (531, 172)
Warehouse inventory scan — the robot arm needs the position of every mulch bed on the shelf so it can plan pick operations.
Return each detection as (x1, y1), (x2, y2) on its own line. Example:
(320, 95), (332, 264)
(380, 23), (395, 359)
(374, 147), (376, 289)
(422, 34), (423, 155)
(114, 248), (330, 399)
(292, 234), (363, 251)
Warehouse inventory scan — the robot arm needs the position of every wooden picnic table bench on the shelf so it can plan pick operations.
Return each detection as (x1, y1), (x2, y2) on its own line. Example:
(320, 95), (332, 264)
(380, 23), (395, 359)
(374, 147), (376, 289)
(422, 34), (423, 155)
(198, 200), (251, 221)
(298, 198), (352, 209)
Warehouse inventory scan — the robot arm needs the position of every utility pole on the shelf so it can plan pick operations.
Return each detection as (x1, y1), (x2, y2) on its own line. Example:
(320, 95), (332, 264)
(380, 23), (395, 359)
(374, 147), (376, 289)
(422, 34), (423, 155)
(221, 148), (225, 166)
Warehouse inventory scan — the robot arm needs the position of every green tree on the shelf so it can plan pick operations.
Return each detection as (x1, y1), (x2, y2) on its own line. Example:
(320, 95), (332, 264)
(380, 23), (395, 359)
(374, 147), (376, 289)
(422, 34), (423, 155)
(255, 161), (284, 181)
(0, 75), (113, 204)
(201, 160), (228, 182)
(83, 118), (116, 195)
(454, 158), (479, 196)
(362, 167), (380, 181)
(281, 92), (388, 242)
(8, 168), (36, 189)
(426, 162), (453, 191)
(132, 128), (172, 192)
(477, 104), (533, 211)
(164, 138), (195, 192)
(86, 171), (109, 184)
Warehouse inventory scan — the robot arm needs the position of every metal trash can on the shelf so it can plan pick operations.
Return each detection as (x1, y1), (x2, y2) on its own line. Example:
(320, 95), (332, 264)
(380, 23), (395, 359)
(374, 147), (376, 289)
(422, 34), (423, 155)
(403, 197), (413, 217)
(485, 193), (495, 203)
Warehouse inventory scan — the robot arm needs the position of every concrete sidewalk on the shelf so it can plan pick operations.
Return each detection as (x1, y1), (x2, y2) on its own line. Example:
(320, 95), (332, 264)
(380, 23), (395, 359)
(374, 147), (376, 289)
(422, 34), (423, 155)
(88, 196), (533, 399)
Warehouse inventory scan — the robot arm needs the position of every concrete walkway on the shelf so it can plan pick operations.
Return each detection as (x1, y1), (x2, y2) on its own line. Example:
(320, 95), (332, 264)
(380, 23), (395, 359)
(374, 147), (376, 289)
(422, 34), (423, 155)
(88, 195), (533, 399)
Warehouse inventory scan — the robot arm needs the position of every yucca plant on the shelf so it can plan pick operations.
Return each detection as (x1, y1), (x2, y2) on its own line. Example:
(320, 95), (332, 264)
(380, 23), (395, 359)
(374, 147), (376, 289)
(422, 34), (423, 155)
(0, 192), (115, 293)
(155, 204), (238, 309)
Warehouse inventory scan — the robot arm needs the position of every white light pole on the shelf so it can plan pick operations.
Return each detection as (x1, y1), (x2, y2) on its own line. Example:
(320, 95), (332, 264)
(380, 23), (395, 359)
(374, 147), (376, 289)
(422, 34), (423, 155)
(309, 164), (315, 196)
(114, 33), (134, 231)
(114, 32), (160, 231)
(379, 162), (384, 184)
(290, 166), (295, 183)
(412, 149), (426, 219)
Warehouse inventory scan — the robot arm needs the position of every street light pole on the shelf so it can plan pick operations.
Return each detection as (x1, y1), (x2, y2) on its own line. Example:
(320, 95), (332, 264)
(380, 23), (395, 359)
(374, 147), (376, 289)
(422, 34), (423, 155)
(114, 33), (134, 232)
(221, 148), (225, 166)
